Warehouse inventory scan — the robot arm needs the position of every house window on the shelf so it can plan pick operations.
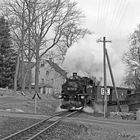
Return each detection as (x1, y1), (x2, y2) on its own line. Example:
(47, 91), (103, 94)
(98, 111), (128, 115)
(46, 71), (49, 75)
(39, 87), (41, 93)
(41, 63), (44, 67)
(43, 87), (45, 94)
(41, 78), (44, 83)
(51, 78), (54, 84)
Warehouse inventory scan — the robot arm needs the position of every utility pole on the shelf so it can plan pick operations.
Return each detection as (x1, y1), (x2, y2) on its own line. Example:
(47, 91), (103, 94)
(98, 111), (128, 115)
(97, 37), (111, 117)
(105, 48), (121, 112)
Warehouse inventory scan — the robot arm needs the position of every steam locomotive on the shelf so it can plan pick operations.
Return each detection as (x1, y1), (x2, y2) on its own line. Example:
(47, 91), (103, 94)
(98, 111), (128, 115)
(59, 73), (95, 110)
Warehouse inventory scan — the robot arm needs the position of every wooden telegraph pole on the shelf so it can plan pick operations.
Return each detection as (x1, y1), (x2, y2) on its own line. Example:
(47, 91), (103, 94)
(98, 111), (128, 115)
(105, 48), (121, 112)
(97, 37), (111, 117)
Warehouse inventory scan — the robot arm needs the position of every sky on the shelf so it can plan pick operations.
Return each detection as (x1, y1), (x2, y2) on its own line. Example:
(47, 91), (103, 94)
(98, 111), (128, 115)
(1, 0), (139, 86)
(64, 0), (140, 86)
(75, 0), (140, 38)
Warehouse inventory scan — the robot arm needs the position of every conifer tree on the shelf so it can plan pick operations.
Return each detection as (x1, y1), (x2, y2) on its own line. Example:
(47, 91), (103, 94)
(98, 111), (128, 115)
(0, 17), (17, 88)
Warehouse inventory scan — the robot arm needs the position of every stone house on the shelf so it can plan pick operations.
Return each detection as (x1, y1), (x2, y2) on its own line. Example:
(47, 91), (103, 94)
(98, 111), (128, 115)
(32, 59), (67, 94)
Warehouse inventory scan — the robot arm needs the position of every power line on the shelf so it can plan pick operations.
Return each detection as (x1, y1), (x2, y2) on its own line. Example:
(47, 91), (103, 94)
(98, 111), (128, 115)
(104, 0), (109, 20)
(96, 0), (100, 26)
(102, 0), (107, 22)
(97, 0), (110, 34)
(108, 0), (118, 28)
(112, 0), (126, 31)
(96, 0), (128, 36)
(105, 0), (111, 19)
(110, 0), (125, 31)
(112, 0), (129, 34)
(97, 0), (102, 26)
(101, 0), (108, 24)
(106, 0), (111, 35)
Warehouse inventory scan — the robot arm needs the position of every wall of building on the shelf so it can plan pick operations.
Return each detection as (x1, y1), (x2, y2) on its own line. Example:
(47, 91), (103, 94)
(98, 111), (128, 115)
(32, 60), (65, 94)
(39, 87), (52, 95)
(127, 92), (140, 111)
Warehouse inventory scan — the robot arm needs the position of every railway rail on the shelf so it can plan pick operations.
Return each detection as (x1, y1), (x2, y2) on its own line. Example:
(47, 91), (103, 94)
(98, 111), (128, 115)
(2, 111), (78, 140)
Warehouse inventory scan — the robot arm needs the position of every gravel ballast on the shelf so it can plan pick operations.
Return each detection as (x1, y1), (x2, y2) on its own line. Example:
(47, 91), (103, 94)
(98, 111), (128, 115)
(0, 117), (139, 140)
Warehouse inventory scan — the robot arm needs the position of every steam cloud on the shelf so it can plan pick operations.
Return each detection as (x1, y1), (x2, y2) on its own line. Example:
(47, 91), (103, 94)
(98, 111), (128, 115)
(63, 35), (125, 86)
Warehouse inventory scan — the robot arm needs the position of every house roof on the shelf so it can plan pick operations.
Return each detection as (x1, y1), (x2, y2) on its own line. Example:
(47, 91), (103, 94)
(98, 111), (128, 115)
(45, 59), (67, 78)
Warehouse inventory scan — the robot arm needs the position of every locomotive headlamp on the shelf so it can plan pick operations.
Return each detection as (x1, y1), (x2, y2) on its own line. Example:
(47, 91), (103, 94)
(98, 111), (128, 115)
(81, 96), (85, 99)
(58, 95), (62, 99)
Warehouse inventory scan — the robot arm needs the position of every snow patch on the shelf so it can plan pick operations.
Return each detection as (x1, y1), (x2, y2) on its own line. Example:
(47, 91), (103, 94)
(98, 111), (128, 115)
(5, 108), (24, 112)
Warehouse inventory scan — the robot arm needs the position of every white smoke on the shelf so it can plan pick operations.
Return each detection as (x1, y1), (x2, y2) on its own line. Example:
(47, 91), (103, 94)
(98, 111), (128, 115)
(83, 106), (94, 113)
(63, 35), (126, 86)
(55, 105), (67, 112)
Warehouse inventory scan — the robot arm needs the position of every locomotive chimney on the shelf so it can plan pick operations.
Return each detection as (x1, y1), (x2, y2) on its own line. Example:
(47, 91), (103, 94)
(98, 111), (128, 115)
(73, 73), (77, 78)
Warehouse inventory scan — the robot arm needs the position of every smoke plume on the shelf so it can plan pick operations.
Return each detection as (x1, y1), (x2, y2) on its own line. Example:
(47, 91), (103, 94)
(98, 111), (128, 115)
(63, 35), (125, 86)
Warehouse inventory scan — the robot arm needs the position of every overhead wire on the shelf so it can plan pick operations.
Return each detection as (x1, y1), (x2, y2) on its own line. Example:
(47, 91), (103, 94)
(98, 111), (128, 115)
(105, 0), (110, 20)
(98, 0), (105, 28)
(109, 0), (125, 32)
(105, 0), (111, 19)
(95, 0), (130, 42)
(96, 0), (128, 37)
(106, 0), (111, 36)
(103, 0), (111, 36)
(108, 0), (118, 28)
(102, 0), (108, 24)
(96, 0), (100, 27)
(112, 0), (126, 31)
(101, 0), (107, 24)
(112, 0), (129, 34)
(97, 0), (102, 27)
(97, 0), (109, 35)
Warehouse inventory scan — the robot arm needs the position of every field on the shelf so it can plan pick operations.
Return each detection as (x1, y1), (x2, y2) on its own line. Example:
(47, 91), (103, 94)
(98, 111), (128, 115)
(0, 92), (60, 115)
(0, 92), (140, 140)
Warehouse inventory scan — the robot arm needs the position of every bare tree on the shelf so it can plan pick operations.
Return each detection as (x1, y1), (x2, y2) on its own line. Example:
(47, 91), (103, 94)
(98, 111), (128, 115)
(1, 0), (39, 91)
(122, 24), (140, 88)
(1, 0), (91, 94)
(1, 0), (28, 91)
(46, 23), (91, 63)
(31, 0), (89, 95)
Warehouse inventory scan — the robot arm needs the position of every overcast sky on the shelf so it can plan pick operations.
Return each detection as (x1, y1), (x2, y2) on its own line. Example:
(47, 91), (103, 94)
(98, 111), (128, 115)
(1, 0), (139, 86)
(74, 0), (140, 55)
(76, 0), (140, 38)
(64, 0), (140, 86)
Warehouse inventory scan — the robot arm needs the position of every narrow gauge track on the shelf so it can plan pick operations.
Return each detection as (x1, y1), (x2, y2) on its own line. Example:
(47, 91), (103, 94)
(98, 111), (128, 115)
(2, 111), (78, 140)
